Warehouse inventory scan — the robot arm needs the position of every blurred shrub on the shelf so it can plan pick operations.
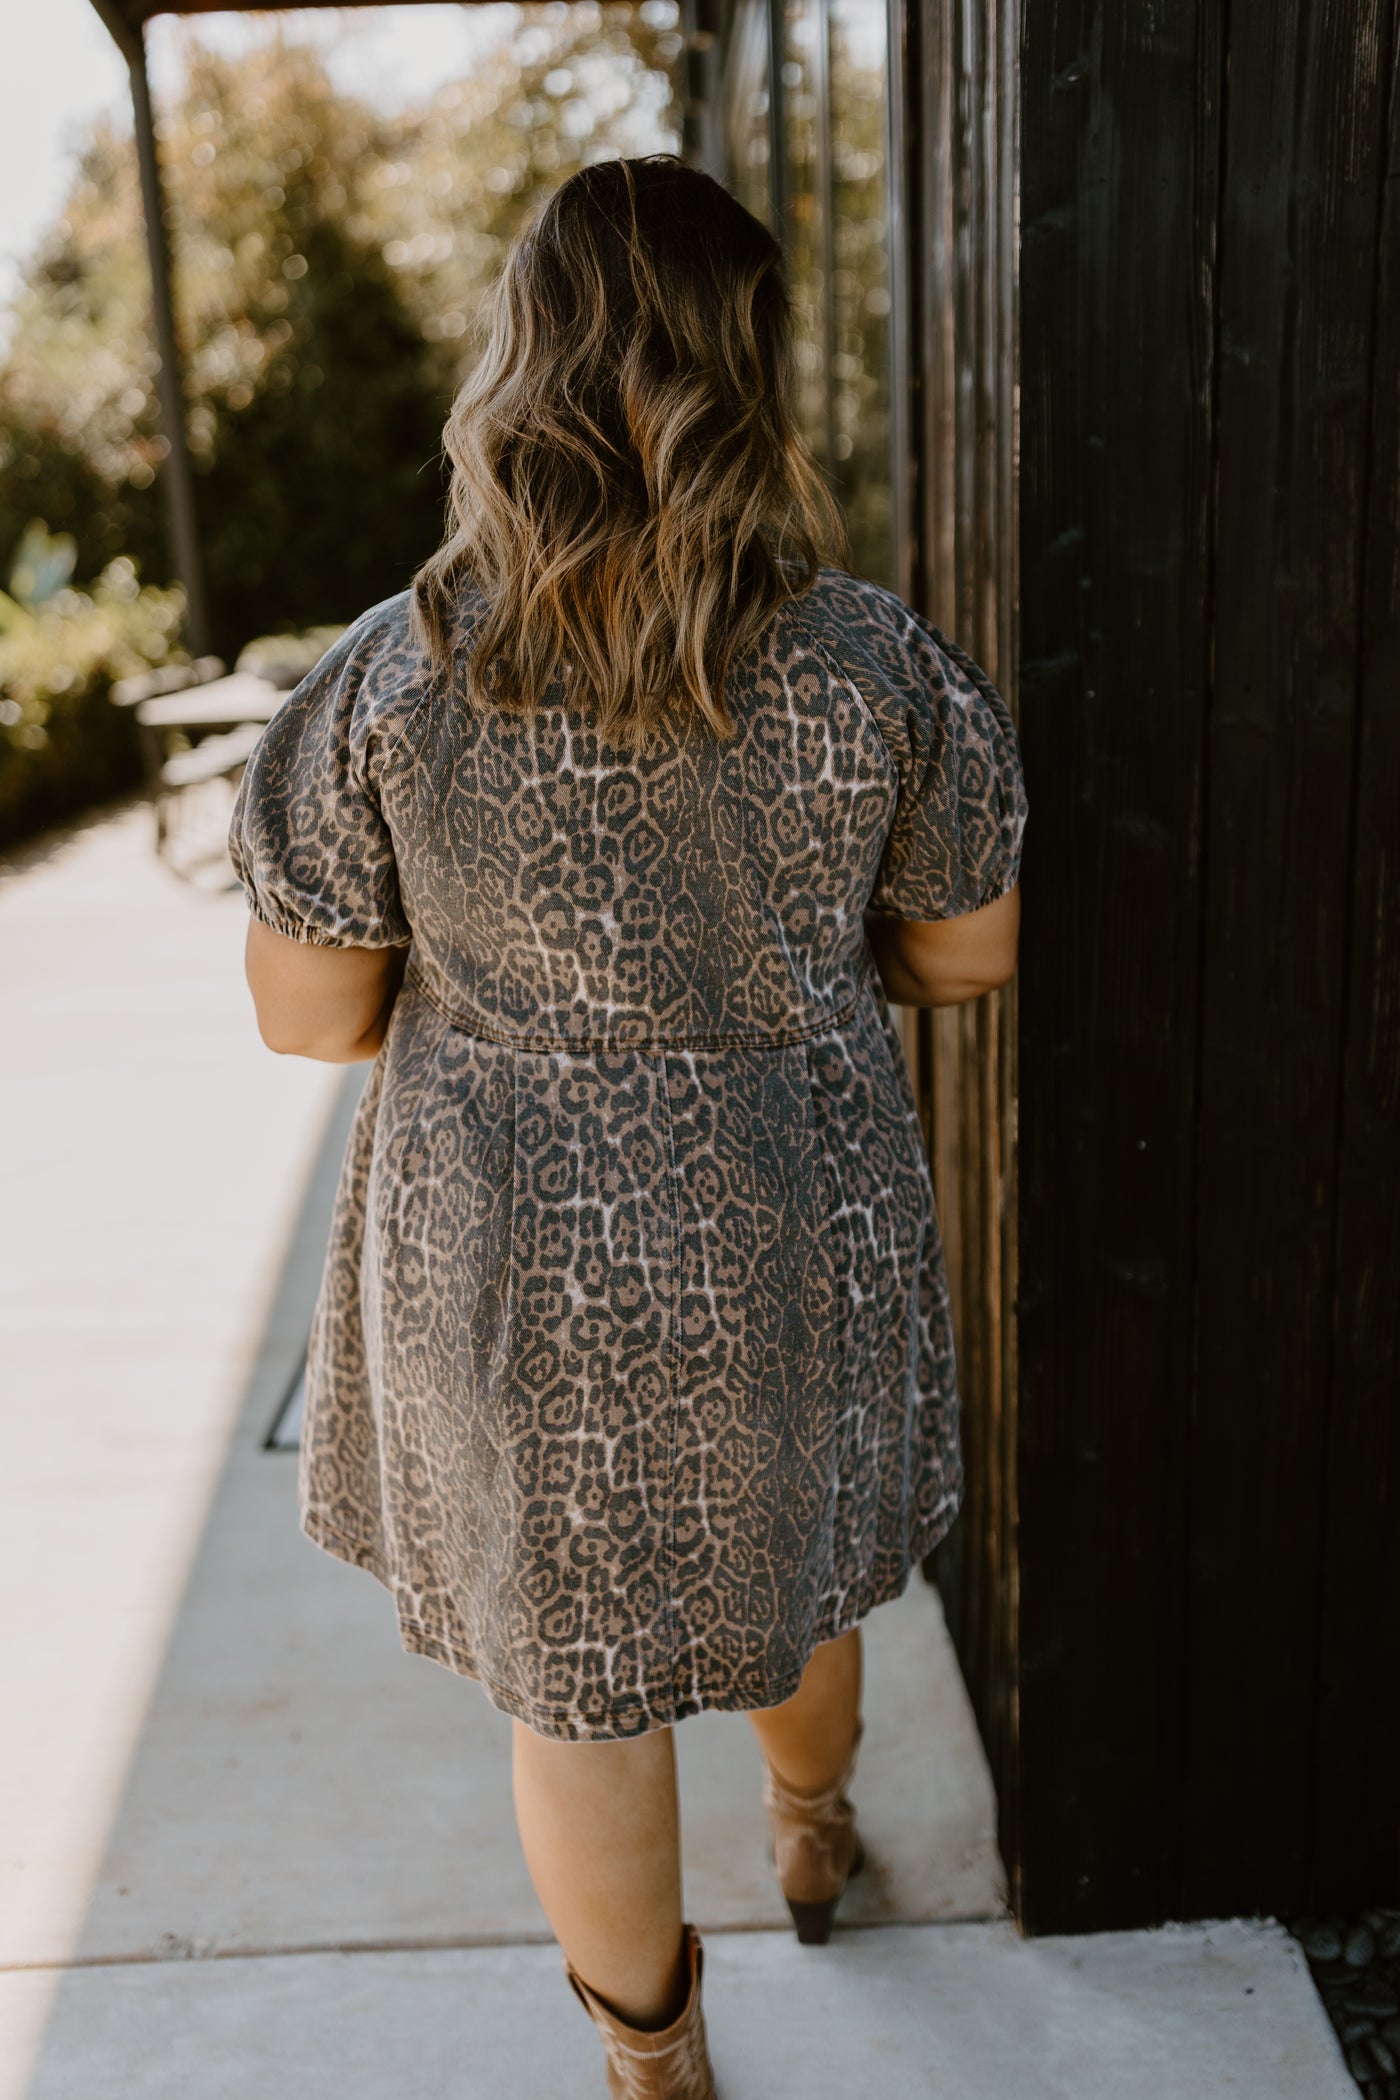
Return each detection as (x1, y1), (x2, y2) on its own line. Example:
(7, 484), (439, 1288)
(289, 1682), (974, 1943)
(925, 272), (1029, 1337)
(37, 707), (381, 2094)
(0, 554), (185, 848)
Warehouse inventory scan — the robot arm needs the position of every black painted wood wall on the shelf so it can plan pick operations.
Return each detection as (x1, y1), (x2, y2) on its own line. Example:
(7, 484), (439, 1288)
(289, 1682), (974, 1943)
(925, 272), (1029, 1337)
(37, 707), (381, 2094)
(928, 0), (1400, 1933)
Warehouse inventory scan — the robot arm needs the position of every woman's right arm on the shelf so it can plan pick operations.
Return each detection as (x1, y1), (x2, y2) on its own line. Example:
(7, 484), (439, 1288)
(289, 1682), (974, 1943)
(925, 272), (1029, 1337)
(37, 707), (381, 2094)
(864, 884), (1021, 1008)
(244, 918), (410, 1061)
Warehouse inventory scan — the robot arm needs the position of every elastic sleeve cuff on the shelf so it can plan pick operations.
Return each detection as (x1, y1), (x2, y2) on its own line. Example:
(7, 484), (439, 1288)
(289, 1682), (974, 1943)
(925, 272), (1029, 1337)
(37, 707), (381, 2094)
(241, 892), (410, 950)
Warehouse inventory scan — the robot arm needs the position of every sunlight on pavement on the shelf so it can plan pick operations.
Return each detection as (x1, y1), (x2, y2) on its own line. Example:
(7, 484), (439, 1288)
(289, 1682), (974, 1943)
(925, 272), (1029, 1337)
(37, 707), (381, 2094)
(0, 801), (341, 2097)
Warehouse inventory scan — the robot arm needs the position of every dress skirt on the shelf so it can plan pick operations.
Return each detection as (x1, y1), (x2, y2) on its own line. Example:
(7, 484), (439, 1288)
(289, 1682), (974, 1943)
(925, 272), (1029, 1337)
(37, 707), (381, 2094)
(297, 958), (961, 1741)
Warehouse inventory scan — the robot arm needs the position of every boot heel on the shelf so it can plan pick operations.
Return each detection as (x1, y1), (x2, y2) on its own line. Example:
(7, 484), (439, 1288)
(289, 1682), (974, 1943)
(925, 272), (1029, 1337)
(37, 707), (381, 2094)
(786, 1894), (840, 1945)
(761, 1723), (867, 1946)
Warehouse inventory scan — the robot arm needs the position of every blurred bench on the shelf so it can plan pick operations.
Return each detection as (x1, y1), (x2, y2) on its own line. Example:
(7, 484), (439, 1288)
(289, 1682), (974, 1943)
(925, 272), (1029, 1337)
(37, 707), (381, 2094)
(109, 656), (227, 711)
(158, 719), (265, 790)
(111, 661), (283, 854)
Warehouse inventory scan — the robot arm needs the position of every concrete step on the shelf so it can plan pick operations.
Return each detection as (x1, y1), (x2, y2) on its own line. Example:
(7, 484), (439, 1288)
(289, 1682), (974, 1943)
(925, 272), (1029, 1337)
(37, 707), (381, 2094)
(1, 1918), (1352, 2100)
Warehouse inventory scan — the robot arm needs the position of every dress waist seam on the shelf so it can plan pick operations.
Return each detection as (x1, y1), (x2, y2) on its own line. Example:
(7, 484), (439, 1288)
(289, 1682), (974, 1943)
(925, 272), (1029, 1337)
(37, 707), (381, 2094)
(402, 951), (874, 1054)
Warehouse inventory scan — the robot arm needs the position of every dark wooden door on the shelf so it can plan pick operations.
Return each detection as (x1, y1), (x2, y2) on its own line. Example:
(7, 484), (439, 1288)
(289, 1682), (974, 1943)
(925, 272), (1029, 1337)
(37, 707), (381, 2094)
(922, 0), (1400, 1932)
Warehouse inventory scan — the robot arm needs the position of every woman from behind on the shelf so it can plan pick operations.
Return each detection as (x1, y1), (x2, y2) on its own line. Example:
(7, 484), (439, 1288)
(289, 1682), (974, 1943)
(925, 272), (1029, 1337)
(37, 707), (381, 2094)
(231, 153), (1026, 2097)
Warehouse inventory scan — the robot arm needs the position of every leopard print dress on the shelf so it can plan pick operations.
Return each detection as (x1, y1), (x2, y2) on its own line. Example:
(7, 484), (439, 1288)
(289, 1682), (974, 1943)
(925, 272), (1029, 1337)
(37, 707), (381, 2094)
(229, 566), (1027, 1741)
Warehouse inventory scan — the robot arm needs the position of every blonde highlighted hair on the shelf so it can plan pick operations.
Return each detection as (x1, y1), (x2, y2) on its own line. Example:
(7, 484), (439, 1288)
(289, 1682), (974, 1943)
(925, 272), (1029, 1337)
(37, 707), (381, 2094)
(412, 154), (848, 751)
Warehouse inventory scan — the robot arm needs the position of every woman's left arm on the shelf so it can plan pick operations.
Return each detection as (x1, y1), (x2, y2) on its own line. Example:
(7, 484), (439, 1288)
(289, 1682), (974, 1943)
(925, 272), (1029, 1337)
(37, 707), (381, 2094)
(244, 919), (411, 1062)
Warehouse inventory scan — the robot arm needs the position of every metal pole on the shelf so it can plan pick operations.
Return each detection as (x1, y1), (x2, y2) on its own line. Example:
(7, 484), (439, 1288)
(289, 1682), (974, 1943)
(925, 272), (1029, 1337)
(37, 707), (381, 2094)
(680, 0), (726, 181)
(885, 0), (914, 601)
(765, 0), (787, 243)
(811, 0), (837, 481)
(127, 30), (211, 655)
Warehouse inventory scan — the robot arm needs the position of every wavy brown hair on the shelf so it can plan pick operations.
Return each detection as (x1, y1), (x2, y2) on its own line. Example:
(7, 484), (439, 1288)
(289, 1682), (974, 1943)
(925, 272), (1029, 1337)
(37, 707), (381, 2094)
(411, 154), (848, 751)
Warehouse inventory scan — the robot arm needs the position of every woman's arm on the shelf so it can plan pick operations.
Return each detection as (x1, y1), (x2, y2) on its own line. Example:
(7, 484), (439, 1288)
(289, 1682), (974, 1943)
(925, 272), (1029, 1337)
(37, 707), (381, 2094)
(864, 883), (1021, 1008)
(244, 918), (411, 1062)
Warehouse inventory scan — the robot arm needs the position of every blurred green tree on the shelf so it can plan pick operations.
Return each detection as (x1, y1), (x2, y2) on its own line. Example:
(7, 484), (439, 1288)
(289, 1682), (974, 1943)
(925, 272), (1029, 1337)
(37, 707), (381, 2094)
(0, 7), (680, 657)
(0, 555), (186, 846)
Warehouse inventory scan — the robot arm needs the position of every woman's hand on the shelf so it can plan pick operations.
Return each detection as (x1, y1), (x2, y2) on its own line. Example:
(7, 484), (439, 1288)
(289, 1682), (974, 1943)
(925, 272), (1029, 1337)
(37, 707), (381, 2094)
(243, 918), (411, 1062)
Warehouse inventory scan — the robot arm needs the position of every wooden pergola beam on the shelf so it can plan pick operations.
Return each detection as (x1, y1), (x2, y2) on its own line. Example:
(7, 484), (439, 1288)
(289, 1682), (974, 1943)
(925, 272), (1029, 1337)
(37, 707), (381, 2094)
(96, 0), (436, 29)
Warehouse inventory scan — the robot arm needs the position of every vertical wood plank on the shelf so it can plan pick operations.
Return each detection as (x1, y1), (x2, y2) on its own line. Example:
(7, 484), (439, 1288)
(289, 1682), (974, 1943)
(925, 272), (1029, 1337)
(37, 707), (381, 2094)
(1015, 0), (1220, 1929)
(927, 1008), (970, 1639)
(1301, 0), (1400, 1913)
(915, 0), (1021, 1880)
(887, 0), (916, 606)
(1182, 0), (1395, 1916)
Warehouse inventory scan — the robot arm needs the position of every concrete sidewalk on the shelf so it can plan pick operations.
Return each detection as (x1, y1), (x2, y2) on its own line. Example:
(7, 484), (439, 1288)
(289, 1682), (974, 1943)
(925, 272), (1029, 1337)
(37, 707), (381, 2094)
(0, 800), (1355, 2100)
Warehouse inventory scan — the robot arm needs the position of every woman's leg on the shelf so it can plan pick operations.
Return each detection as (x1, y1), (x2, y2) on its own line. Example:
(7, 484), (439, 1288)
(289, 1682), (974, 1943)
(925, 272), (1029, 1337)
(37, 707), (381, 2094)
(511, 1719), (688, 2031)
(746, 1626), (863, 1786)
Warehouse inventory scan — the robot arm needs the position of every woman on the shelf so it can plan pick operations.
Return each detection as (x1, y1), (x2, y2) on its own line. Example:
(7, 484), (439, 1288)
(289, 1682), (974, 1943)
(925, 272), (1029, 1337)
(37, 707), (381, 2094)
(231, 154), (1025, 2098)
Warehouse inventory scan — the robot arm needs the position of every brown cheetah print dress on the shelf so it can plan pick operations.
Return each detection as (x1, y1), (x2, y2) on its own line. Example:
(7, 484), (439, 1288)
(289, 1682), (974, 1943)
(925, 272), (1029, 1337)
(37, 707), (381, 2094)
(229, 565), (1027, 1742)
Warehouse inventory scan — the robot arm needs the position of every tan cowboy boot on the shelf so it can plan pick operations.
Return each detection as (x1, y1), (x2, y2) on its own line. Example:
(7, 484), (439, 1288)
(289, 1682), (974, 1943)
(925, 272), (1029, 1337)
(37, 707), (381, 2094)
(565, 1922), (718, 2100)
(761, 1719), (866, 1944)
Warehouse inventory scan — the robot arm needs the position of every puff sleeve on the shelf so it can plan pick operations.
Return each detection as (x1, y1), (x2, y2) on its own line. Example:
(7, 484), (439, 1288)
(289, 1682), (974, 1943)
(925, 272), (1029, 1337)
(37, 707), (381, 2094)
(863, 607), (1028, 923)
(228, 612), (413, 950)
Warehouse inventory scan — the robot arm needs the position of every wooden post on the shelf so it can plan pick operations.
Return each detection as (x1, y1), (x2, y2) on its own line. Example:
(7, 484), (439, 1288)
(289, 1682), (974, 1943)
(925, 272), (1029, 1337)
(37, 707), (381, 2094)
(129, 33), (210, 655)
(680, 0), (726, 182)
(764, 0), (788, 242)
(912, 0), (1023, 1919)
(1311, 13), (1400, 1909)
(884, 0), (914, 607)
(89, 2), (210, 651)
(90, 1), (212, 658)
